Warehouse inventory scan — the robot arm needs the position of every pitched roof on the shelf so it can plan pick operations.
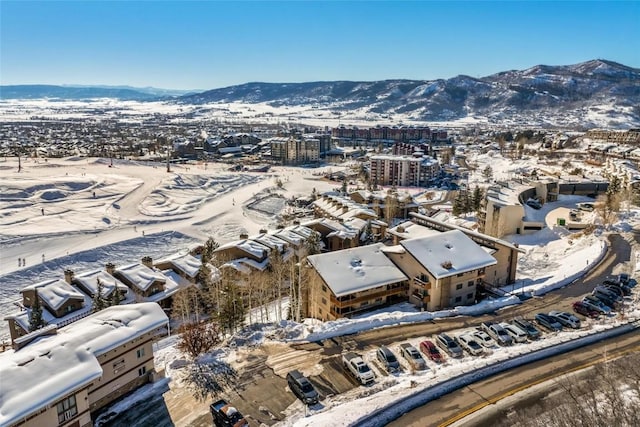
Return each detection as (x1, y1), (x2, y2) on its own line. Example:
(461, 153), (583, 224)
(22, 279), (84, 311)
(307, 243), (408, 297)
(400, 230), (497, 279)
(116, 263), (167, 292)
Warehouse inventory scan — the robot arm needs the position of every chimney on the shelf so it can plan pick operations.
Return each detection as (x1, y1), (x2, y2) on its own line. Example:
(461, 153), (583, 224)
(63, 269), (75, 284)
(141, 256), (153, 268)
(105, 262), (116, 275)
(239, 232), (249, 240)
(259, 228), (268, 234)
(342, 206), (349, 213)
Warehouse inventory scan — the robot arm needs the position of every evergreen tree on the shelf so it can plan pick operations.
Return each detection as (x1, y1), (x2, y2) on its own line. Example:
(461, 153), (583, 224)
(341, 179), (348, 195)
(110, 285), (123, 306)
(304, 231), (321, 256)
(215, 285), (246, 334)
(28, 290), (46, 332)
(472, 186), (483, 211)
(92, 278), (108, 312)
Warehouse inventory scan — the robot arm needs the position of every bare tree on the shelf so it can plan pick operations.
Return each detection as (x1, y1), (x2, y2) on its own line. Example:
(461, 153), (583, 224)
(176, 321), (221, 359)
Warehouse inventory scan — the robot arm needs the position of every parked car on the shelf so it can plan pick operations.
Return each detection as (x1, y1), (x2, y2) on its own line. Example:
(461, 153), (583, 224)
(605, 280), (632, 296)
(572, 301), (600, 318)
(512, 317), (541, 340)
(456, 334), (484, 356)
(593, 286), (622, 302)
(472, 330), (497, 348)
(548, 310), (581, 329)
(435, 333), (464, 358)
(210, 399), (249, 427)
(526, 198), (542, 209)
(286, 370), (319, 405)
(500, 322), (528, 343)
(376, 345), (400, 373)
(591, 290), (619, 309)
(419, 340), (444, 363)
(535, 313), (563, 331)
(603, 285), (626, 299)
(481, 321), (513, 346)
(618, 273), (630, 285)
(582, 295), (612, 315)
(399, 343), (427, 370)
(342, 352), (375, 385)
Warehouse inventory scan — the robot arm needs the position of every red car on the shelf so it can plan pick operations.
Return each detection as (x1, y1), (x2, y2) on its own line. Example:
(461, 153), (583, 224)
(419, 340), (444, 363)
(572, 301), (600, 319)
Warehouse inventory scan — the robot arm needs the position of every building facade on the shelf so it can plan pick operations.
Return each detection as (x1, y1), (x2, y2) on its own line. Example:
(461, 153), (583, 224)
(369, 154), (440, 187)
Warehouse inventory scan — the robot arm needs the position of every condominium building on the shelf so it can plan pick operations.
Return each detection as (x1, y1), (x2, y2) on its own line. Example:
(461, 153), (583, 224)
(369, 154), (440, 187)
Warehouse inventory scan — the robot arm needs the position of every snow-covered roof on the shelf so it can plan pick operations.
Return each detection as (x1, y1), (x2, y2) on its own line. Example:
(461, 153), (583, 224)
(307, 243), (408, 297)
(250, 233), (289, 252)
(73, 269), (128, 297)
(400, 230), (497, 279)
(22, 279), (84, 311)
(116, 263), (167, 292)
(166, 253), (201, 278)
(273, 229), (305, 247)
(216, 239), (269, 259)
(0, 303), (167, 427)
(387, 220), (441, 241)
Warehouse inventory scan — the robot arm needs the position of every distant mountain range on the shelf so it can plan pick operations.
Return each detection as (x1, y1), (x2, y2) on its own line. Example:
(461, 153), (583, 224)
(180, 59), (640, 126)
(2, 60), (639, 127)
(0, 84), (195, 100)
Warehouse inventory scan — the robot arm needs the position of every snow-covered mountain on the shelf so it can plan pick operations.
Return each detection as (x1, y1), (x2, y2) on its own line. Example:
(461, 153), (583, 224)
(181, 59), (640, 128)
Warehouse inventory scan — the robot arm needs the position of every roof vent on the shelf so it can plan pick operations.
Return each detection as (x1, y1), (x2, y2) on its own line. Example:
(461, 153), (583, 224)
(350, 258), (362, 267)
(441, 260), (453, 269)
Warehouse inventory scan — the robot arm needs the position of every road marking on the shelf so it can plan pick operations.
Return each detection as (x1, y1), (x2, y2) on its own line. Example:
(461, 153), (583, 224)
(438, 344), (640, 427)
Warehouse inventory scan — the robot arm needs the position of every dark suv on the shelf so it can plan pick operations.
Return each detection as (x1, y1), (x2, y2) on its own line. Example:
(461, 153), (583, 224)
(286, 370), (319, 405)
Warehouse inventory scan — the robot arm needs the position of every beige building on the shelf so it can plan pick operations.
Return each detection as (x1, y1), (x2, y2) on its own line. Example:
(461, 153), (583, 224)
(369, 154), (440, 187)
(306, 243), (409, 321)
(384, 230), (497, 311)
(405, 213), (524, 286)
(0, 303), (167, 427)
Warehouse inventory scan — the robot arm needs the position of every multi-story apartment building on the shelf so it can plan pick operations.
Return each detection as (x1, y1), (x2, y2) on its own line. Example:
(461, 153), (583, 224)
(331, 125), (448, 145)
(369, 154), (440, 187)
(305, 243), (409, 320)
(287, 137), (320, 164)
(269, 137), (289, 163)
(0, 303), (167, 427)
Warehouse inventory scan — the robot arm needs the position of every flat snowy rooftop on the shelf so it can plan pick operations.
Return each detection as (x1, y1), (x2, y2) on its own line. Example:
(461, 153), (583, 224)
(401, 229), (497, 279)
(307, 243), (408, 297)
(0, 303), (167, 426)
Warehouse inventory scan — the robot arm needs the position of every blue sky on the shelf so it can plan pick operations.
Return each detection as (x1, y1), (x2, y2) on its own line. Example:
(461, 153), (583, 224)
(1, 1), (638, 90)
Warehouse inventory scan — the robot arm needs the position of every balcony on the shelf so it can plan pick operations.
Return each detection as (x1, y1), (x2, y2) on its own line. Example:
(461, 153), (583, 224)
(413, 274), (432, 289)
(330, 286), (405, 309)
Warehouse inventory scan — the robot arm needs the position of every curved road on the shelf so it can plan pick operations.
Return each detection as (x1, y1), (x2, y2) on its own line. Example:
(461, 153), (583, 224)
(387, 327), (640, 427)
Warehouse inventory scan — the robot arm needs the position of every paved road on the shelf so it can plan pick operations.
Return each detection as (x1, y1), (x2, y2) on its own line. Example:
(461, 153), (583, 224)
(386, 327), (640, 427)
(108, 232), (635, 426)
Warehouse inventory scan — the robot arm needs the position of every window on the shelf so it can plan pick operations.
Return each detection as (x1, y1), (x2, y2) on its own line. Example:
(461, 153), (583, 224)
(375, 297), (383, 303)
(455, 296), (462, 303)
(136, 347), (145, 358)
(456, 273), (464, 277)
(467, 293), (474, 300)
(57, 395), (77, 424)
(138, 366), (147, 376)
(66, 305), (75, 313)
(113, 359), (125, 375)
(321, 298), (327, 305)
(468, 281), (474, 287)
(322, 285), (327, 293)
(456, 283), (463, 290)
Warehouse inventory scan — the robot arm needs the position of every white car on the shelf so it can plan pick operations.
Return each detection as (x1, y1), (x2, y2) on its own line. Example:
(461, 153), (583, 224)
(472, 330), (497, 348)
(500, 322), (528, 343)
(457, 334), (485, 356)
(549, 311), (581, 329)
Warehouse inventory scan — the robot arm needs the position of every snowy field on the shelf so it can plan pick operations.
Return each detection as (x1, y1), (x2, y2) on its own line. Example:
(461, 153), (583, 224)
(2, 147), (639, 426)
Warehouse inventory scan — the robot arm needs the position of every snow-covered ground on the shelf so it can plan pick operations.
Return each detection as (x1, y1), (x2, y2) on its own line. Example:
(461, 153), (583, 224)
(2, 148), (639, 426)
